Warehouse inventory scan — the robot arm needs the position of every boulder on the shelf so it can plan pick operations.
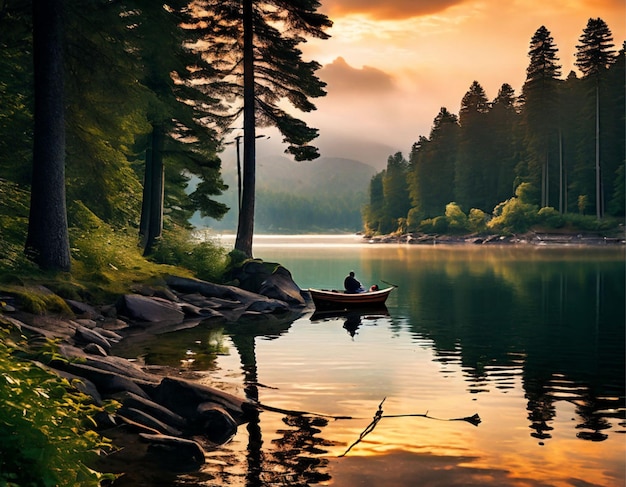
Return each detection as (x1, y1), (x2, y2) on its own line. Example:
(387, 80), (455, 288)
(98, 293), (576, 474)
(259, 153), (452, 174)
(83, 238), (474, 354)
(259, 266), (305, 306)
(116, 294), (185, 324)
(194, 402), (238, 445)
(151, 376), (252, 424)
(65, 299), (100, 319)
(111, 391), (186, 429)
(167, 276), (289, 314)
(140, 433), (206, 471)
(54, 361), (153, 399)
(83, 342), (108, 356)
(73, 324), (112, 353)
(230, 259), (277, 292)
(117, 407), (182, 437)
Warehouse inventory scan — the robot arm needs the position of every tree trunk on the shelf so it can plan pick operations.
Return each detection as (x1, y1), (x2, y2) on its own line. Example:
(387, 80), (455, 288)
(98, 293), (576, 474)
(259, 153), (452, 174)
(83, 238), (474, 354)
(25, 0), (71, 272)
(595, 82), (602, 219)
(235, 0), (256, 258)
(139, 131), (154, 241)
(142, 124), (165, 256)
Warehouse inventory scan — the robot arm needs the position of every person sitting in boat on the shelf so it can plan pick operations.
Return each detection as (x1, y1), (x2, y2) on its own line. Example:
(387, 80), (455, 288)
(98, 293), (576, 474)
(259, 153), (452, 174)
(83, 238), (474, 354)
(344, 271), (365, 293)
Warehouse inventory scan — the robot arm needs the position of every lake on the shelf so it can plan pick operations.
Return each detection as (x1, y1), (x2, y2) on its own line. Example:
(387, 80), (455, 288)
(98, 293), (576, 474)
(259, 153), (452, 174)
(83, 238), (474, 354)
(122, 235), (626, 486)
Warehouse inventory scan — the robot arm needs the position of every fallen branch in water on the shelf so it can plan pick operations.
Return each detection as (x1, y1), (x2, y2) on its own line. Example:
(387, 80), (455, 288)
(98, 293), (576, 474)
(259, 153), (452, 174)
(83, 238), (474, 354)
(339, 397), (387, 457)
(339, 399), (481, 457)
(257, 401), (354, 420)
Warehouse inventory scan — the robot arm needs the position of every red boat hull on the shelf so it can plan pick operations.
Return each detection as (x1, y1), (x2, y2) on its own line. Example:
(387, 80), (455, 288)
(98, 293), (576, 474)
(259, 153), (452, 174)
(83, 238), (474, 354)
(308, 287), (393, 309)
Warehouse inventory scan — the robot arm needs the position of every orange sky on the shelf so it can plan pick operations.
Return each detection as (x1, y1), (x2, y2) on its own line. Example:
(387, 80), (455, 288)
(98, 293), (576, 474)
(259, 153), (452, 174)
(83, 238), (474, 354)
(255, 0), (625, 169)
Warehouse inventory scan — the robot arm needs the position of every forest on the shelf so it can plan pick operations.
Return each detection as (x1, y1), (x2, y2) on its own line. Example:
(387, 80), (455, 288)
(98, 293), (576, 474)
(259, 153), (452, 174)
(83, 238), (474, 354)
(363, 20), (625, 236)
(0, 0), (331, 272)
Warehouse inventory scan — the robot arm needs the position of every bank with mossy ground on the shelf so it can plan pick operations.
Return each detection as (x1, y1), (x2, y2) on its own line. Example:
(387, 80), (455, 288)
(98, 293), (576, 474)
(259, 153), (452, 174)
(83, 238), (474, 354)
(0, 258), (310, 486)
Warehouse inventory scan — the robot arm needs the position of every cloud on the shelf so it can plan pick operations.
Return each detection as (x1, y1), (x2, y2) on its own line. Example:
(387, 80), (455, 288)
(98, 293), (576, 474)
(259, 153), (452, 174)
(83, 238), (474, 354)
(319, 57), (396, 95)
(322, 0), (467, 19)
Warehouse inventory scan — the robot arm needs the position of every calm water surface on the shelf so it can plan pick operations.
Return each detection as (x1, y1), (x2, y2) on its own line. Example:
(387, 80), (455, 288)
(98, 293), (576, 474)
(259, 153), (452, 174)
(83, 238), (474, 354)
(121, 235), (626, 486)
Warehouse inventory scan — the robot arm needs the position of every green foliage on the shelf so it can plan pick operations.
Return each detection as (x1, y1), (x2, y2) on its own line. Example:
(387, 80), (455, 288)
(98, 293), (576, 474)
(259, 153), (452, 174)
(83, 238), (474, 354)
(488, 192), (539, 233)
(445, 202), (469, 233)
(420, 216), (449, 234)
(150, 226), (227, 282)
(363, 18), (624, 234)
(68, 202), (145, 276)
(468, 208), (488, 233)
(0, 326), (116, 486)
(578, 194), (590, 215)
(537, 206), (565, 228)
(406, 207), (424, 231)
(0, 180), (37, 273)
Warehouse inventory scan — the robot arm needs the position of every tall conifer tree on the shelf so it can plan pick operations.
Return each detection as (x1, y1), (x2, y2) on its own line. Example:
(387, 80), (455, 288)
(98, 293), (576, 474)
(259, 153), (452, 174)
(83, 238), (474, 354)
(25, 0), (71, 271)
(520, 26), (561, 208)
(575, 18), (617, 219)
(409, 109), (458, 218)
(194, 0), (332, 257)
(488, 83), (519, 205)
(455, 81), (490, 211)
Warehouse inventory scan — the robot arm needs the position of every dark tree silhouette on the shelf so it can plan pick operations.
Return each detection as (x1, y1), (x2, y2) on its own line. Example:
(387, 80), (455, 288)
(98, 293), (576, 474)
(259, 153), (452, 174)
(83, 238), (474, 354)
(25, 0), (71, 271)
(575, 18), (617, 219)
(195, 0), (332, 257)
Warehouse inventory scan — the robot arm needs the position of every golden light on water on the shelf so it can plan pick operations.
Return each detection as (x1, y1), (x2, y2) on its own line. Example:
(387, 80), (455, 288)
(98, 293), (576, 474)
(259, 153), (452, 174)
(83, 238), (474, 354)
(186, 235), (624, 486)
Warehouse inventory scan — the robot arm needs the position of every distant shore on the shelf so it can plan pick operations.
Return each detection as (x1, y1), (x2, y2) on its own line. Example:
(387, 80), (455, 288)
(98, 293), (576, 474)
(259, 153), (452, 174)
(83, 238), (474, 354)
(363, 231), (626, 247)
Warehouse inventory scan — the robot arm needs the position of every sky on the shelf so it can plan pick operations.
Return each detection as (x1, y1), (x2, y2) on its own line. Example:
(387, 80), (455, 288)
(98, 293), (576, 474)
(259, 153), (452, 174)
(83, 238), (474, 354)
(253, 0), (625, 170)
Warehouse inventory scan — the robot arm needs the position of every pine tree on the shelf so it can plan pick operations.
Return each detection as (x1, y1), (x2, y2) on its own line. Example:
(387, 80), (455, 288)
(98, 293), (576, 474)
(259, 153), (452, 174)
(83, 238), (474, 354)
(487, 83), (520, 206)
(408, 109), (459, 218)
(455, 81), (490, 211)
(363, 172), (385, 234)
(575, 18), (617, 219)
(24, 0), (71, 271)
(382, 152), (411, 232)
(194, 0), (332, 257)
(520, 26), (562, 209)
(605, 42), (625, 217)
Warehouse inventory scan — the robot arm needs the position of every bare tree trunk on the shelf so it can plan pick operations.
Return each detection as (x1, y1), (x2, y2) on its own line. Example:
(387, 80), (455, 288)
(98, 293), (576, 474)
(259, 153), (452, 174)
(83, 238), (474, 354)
(558, 130), (563, 213)
(25, 0), (71, 272)
(139, 131), (153, 241)
(142, 124), (165, 256)
(235, 0), (256, 258)
(595, 82), (602, 219)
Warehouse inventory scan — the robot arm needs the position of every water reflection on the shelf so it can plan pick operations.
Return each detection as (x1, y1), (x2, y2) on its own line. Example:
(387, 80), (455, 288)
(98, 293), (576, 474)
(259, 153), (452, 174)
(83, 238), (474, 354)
(310, 307), (390, 338)
(391, 250), (625, 446)
(113, 244), (625, 486)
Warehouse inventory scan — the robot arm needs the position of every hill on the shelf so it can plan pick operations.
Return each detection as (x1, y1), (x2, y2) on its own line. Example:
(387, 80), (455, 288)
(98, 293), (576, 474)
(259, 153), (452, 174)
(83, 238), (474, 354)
(191, 156), (376, 232)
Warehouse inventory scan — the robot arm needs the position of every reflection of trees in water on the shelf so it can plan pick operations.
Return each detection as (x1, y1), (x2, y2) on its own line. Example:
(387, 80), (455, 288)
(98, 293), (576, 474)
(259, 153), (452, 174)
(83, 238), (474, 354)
(267, 415), (334, 486)
(228, 316), (335, 487)
(401, 257), (625, 443)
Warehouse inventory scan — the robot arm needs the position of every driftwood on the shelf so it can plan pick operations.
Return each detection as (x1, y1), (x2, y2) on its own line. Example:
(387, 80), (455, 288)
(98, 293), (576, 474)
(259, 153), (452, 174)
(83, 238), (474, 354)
(256, 396), (480, 458)
(339, 397), (481, 457)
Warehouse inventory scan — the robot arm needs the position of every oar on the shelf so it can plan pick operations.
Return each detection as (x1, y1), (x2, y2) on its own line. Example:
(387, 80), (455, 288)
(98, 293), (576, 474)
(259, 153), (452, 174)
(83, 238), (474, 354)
(381, 279), (399, 288)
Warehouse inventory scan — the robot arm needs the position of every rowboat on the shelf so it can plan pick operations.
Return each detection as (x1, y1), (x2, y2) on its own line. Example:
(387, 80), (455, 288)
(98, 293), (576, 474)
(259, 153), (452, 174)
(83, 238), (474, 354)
(308, 287), (394, 309)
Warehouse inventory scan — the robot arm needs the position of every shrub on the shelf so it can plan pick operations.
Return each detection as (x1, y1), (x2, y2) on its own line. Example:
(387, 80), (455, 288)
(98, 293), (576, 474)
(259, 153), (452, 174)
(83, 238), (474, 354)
(68, 202), (143, 273)
(445, 202), (469, 233)
(488, 197), (538, 233)
(420, 215), (448, 233)
(468, 208), (488, 233)
(407, 207), (424, 231)
(0, 326), (116, 486)
(151, 226), (227, 282)
(537, 207), (565, 228)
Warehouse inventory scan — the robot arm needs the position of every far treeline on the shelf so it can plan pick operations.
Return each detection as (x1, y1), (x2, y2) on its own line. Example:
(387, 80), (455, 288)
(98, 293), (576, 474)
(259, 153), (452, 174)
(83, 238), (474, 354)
(363, 19), (625, 236)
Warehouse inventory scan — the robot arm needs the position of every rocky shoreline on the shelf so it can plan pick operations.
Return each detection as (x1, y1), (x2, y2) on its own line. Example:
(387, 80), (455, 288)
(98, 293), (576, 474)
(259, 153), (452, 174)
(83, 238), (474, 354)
(0, 262), (310, 484)
(364, 230), (625, 246)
